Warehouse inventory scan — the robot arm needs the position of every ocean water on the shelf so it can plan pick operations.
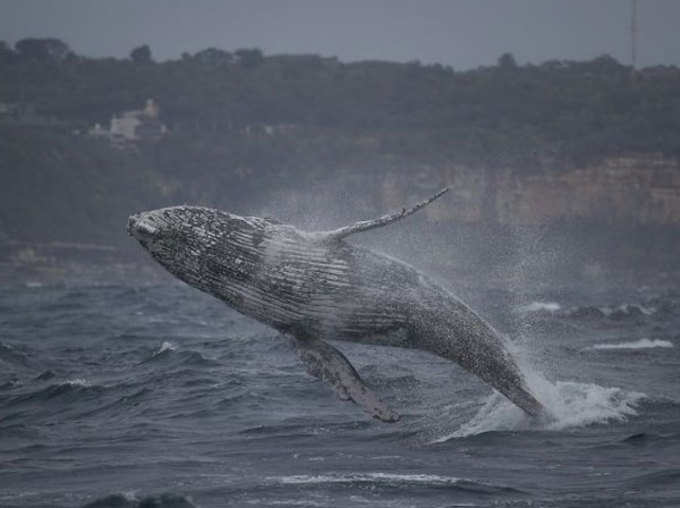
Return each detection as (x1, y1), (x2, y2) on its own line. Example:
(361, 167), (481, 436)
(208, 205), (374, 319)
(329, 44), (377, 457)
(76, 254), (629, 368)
(1, 281), (679, 507)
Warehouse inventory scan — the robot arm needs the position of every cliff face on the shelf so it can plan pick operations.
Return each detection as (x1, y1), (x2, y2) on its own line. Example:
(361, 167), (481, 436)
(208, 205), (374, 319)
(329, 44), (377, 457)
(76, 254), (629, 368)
(398, 153), (680, 226)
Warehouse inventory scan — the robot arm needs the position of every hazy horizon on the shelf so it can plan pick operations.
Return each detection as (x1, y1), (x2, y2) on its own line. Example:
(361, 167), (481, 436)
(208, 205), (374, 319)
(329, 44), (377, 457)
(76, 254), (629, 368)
(2, 0), (680, 69)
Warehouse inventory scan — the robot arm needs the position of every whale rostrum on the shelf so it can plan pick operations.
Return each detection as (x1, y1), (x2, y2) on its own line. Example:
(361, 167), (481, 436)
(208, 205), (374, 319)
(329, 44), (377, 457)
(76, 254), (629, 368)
(128, 189), (545, 422)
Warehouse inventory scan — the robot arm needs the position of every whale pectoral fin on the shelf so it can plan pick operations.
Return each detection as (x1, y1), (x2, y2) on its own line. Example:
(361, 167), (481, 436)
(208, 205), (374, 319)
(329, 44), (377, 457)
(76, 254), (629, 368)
(293, 337), (400, 423)
(318, 187), (449, 242)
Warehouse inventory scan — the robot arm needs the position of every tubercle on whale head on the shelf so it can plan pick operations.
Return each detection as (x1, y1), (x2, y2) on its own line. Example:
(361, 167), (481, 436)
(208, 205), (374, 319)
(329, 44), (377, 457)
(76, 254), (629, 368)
(127, 212), (160, 241)
(128, 206), (269, 287)
(128, 206), (259, 240)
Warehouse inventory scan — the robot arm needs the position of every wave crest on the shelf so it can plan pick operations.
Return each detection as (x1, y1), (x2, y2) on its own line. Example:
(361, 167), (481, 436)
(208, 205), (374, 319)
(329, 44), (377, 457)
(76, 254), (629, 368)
(81, 492), (196, 508)
(587, 338), (674, 350)
(267, 472), (526, 495)
(153, 341), (177, 356)
(518, 301), (561, 313)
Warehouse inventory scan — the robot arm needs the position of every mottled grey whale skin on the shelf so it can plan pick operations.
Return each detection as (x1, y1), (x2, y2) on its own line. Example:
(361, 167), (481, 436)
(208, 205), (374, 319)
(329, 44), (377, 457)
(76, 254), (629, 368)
(128, 190), (545, 422)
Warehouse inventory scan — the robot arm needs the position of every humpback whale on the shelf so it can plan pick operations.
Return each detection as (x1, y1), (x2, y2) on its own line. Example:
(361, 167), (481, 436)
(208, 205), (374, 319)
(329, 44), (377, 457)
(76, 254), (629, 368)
(128, 189), (545, 422)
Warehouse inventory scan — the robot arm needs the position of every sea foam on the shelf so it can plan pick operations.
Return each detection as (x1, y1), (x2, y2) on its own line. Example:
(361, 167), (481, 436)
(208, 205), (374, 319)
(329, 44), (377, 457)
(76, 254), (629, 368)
(518, 301), (561, 313)
(272, 472), (462, 485)
(587, 338), (673, 350)
(153, 341), (177, 356)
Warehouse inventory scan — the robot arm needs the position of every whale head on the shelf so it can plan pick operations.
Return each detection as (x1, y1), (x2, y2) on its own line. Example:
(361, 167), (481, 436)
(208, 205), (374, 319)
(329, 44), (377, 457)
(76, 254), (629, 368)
(128, 206), (270, 292)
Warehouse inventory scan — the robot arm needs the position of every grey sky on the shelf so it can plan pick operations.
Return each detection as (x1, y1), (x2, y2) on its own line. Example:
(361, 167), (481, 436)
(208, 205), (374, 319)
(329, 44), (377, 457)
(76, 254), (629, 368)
(1, 0), (679, 69)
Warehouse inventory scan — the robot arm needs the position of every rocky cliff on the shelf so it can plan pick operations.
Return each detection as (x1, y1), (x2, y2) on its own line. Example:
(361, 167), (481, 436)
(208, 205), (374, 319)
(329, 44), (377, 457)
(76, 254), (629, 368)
(381, 153), (680, 227)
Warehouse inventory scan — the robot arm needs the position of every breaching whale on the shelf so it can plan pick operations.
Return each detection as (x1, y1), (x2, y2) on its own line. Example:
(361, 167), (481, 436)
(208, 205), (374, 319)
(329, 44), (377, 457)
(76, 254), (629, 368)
(128, 189), (545, 422)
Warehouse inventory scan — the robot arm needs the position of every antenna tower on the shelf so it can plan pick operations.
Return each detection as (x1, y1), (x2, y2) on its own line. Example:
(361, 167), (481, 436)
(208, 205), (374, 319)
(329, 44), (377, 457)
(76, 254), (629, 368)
(631, 0), (638, 68)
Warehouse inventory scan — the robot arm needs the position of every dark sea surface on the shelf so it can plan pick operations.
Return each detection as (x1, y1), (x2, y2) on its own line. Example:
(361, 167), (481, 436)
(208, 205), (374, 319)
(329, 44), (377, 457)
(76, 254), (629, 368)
(1, 281), (679, 507)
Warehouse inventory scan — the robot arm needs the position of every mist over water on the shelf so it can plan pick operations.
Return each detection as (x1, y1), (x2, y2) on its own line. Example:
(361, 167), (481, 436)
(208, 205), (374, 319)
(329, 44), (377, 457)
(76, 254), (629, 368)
(2, 278), (679, 507)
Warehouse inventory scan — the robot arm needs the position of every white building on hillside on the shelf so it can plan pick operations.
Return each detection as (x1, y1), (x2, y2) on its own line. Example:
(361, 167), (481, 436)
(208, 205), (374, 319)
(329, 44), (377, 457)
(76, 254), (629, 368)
(89, 99), (167, 146)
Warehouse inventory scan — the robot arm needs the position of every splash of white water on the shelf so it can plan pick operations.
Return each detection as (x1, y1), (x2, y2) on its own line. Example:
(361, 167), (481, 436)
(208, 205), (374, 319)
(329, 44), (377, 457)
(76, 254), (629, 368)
(432, 366), (645, 442)
(153, 341), (177, 356)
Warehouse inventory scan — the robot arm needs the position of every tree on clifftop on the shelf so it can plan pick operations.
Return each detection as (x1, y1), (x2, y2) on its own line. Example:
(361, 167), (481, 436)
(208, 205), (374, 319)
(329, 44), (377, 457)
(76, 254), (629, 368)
(497, 52), (517, 69)
(130, 44), (153, 64)
(0, 41), (14, 63)
(235, 48), (263, 68)
(15, 38), (72, 62)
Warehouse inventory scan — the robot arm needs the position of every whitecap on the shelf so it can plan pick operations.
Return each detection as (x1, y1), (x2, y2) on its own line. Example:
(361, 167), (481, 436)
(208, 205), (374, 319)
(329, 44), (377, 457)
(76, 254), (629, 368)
(518, 301), (561, 313)
(616, 303), (655, 316)
(599, 304), (655, 317)
(587, 338), (673, 351)
(249, 500), (328, 507)
(153, 341), (177, 356)
(271, 472), (461, 485)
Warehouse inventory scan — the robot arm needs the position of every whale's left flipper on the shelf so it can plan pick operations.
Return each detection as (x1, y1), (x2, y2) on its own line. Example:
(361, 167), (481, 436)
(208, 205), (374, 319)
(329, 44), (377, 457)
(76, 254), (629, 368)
(293, 336), (400, 423)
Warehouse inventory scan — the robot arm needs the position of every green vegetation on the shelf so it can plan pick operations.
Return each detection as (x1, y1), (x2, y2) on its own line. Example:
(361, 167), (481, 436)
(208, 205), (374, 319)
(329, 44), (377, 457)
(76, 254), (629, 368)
(1, 38), (680, 252)
(0, 125), (170, 246)
(2, 39), (680, 162)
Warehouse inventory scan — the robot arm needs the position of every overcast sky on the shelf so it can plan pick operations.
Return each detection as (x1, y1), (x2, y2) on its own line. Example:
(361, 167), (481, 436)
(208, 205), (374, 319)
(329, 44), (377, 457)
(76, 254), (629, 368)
(1, 0), (679, 69)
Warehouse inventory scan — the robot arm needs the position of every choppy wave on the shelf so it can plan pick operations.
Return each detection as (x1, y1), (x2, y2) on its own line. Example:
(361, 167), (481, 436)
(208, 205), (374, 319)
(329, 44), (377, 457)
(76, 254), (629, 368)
(141, 341), (221, 367)
(2, 283), (680, 508)
(81, 492), (196, 508)
(267, 472), (526, 495)
(586, 338), (674, 350)
(0, 341), (32, 366)
(272, 472), (463, 485)
(562, 303), (657, 321)
(626, 468), (680, 489)
(154, 341), (177, 355)
(6, 378), (104, 406)
(603, 303), (656, 317)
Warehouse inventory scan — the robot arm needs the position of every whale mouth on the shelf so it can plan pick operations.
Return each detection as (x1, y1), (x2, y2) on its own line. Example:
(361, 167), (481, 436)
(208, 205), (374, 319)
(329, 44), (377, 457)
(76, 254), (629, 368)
(128, 214), (159, 241)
